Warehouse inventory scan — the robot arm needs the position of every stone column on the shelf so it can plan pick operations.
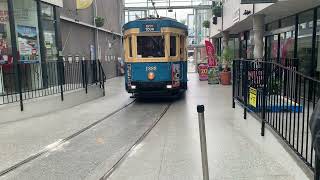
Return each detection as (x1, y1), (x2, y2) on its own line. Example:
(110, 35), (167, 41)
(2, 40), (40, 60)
(253, 14), (265, 59)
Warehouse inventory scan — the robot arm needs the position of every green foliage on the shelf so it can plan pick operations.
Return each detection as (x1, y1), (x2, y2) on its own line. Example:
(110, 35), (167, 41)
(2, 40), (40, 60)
(222, 47), (232, 70)
(212, 2), (222, 17)
(95, 16), (105, 27)
(202, 20), (210, 28)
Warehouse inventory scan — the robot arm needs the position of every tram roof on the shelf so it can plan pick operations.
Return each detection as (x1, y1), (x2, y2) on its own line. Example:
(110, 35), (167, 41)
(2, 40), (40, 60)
(123, 17), (188, 32)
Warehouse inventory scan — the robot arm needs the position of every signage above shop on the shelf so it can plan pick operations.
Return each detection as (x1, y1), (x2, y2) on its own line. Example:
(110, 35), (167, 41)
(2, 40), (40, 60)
(241, 0), (277, 4)
(41, 0), (63, 7)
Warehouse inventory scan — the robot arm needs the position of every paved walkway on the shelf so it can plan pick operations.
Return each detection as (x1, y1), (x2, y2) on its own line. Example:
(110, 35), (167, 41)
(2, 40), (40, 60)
(108, 73), (309, 180)
(0, 74), (310, 180)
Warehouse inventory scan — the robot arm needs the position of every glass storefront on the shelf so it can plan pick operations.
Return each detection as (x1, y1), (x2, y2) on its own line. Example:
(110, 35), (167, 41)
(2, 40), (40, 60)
(13, 0), (40, 62)
(297, 10), (314, 76)
(0, 0), (11, 94)
(41, 2), (58, 61)
(315, 8), (320, 79)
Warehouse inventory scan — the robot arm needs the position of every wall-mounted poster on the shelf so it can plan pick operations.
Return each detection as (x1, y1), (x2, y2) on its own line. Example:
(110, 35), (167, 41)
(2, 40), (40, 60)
(17, 25), (39, 61)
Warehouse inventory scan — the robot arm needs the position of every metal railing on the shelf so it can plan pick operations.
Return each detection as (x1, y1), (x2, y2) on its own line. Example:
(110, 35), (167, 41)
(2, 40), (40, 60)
(0, 60), (106, 111)
(232, 58), (320, 175)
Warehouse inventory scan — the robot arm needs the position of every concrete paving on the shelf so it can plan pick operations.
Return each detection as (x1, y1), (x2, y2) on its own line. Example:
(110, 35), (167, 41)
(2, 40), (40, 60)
(108, 73), (310, 180)
(0, 74), (311, 180)
(0, 77), (132, 174)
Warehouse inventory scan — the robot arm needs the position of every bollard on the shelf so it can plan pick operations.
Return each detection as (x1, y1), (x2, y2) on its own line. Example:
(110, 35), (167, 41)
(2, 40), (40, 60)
(197, 105), (209, 180)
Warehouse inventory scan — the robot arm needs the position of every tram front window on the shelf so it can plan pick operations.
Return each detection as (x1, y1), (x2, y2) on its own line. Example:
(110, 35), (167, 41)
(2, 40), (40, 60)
(137, 36), (165, 58)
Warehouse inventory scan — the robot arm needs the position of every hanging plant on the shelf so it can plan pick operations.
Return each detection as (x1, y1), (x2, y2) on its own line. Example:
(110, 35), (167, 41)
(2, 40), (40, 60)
(95, 16), (105, 27)
(212, 2), (222, 17)
(202, 20), (210, 28)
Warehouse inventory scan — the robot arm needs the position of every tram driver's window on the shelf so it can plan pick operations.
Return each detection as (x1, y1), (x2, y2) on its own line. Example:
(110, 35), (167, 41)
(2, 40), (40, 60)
(170, 36), (176, 57)
(137, 36), (165, 58)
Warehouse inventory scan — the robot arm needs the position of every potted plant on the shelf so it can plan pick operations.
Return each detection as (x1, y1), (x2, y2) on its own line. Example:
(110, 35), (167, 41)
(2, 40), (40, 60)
(95, 16), (105, 27)
(220, 47), (232, 85)
(202, 20), (210, 28)
(212, 2), (222, 17)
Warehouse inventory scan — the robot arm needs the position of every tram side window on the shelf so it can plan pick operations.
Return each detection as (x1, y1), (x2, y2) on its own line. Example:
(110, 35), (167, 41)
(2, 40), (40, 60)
(180, 36), (185, 59)
(170, 36), (176, 57)
(128, 37), (133, 57)
(137, 36), (165, 58)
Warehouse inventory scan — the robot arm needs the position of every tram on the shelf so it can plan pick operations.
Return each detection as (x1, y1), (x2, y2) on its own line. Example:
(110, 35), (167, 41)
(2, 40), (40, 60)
(123, 17), (188, 97)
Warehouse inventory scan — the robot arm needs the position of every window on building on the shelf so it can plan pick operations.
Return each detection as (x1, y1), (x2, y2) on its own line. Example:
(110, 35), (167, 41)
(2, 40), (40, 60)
(297, 10), (314, 76)
(41, 3), (58, 61)
(280, 30), (295, 60)
(13, 0), (40, 62)
(266, 35), (279, 61)
(0, 0), (13, 93)
(267, 21), (280, 31)
(281, 16), (295, 28)
(170, 36), (176, 57)
(137, 36), (165, 58)
(315, 8), (320, 79)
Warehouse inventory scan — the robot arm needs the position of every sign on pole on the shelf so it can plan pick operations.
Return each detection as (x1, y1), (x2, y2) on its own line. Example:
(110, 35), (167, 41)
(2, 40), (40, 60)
(241, 0), (277, 4)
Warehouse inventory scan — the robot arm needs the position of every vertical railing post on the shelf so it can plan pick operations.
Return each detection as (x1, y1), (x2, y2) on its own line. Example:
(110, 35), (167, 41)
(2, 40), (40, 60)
(81, 60), (85, 89)
(17, 63), (23, 111)
(84, 60), (88, 94)
(197, 105), (209, 180)
(232, 60), (236, 109)
(243, 61), (249, 120)
(261, 61), (267, 136)
(58, 59), (64, 101)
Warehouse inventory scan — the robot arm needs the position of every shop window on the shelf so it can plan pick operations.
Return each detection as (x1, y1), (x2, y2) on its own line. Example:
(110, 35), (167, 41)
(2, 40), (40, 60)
(0, 0), (13, 94)
(41, 3), (58, 61)
(137, 36), (165, 58)
(267, 21), (280, 31)
(281, 16), (295, 28)
(170, 36), (176, 57)
(13, 0), (40, 62)
(297, 10), (314, 76)
(315, 8), (320, 79)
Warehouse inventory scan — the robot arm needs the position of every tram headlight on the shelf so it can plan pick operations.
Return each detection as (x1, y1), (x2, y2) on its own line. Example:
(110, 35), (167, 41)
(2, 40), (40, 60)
(131, 85), (136, 89)
(147, 72), (155, 80)
(166, 85), (172, 89)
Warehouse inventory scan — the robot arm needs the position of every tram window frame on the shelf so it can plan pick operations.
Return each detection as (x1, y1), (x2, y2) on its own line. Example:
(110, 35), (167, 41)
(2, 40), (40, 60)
(136, 35), (165, 58)
(170, 35), (177, 57)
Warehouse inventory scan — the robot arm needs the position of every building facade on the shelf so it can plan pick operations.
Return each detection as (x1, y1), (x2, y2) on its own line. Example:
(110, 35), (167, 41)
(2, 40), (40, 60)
(210, 0), (320, 78)
(0, 0), (123, 96)
(60, 0), (123, 79)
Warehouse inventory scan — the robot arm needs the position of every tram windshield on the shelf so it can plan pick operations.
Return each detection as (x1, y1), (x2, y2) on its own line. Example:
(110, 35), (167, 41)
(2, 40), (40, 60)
(137, 36), (165, 58)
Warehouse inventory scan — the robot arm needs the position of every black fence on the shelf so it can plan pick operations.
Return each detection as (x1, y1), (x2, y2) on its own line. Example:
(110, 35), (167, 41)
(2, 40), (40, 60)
(0, 60), (106, 111)
(233, 58), (320, 176)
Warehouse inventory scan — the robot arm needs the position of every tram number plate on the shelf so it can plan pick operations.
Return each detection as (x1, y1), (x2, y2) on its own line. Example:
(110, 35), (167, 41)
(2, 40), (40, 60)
(144, 24), (157, 32)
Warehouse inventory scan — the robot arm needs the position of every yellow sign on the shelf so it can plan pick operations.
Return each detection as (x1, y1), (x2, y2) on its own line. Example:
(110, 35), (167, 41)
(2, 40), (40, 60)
(76, 0), (93, 10)
(249, 87), (257, 108)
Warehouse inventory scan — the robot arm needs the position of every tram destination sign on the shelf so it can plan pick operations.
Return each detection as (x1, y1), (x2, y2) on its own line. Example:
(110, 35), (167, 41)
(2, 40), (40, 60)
(143, 24), (158, 32)
(241, 0), (277, 4)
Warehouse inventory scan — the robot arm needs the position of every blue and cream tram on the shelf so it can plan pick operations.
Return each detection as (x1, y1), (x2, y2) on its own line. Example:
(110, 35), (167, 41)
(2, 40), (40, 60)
(123, 17), (188, 97)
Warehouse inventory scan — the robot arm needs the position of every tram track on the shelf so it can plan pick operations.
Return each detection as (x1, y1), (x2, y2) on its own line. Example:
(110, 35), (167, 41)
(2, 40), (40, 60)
(0, 100), (137, 177)
(99, 102), (172, 180)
